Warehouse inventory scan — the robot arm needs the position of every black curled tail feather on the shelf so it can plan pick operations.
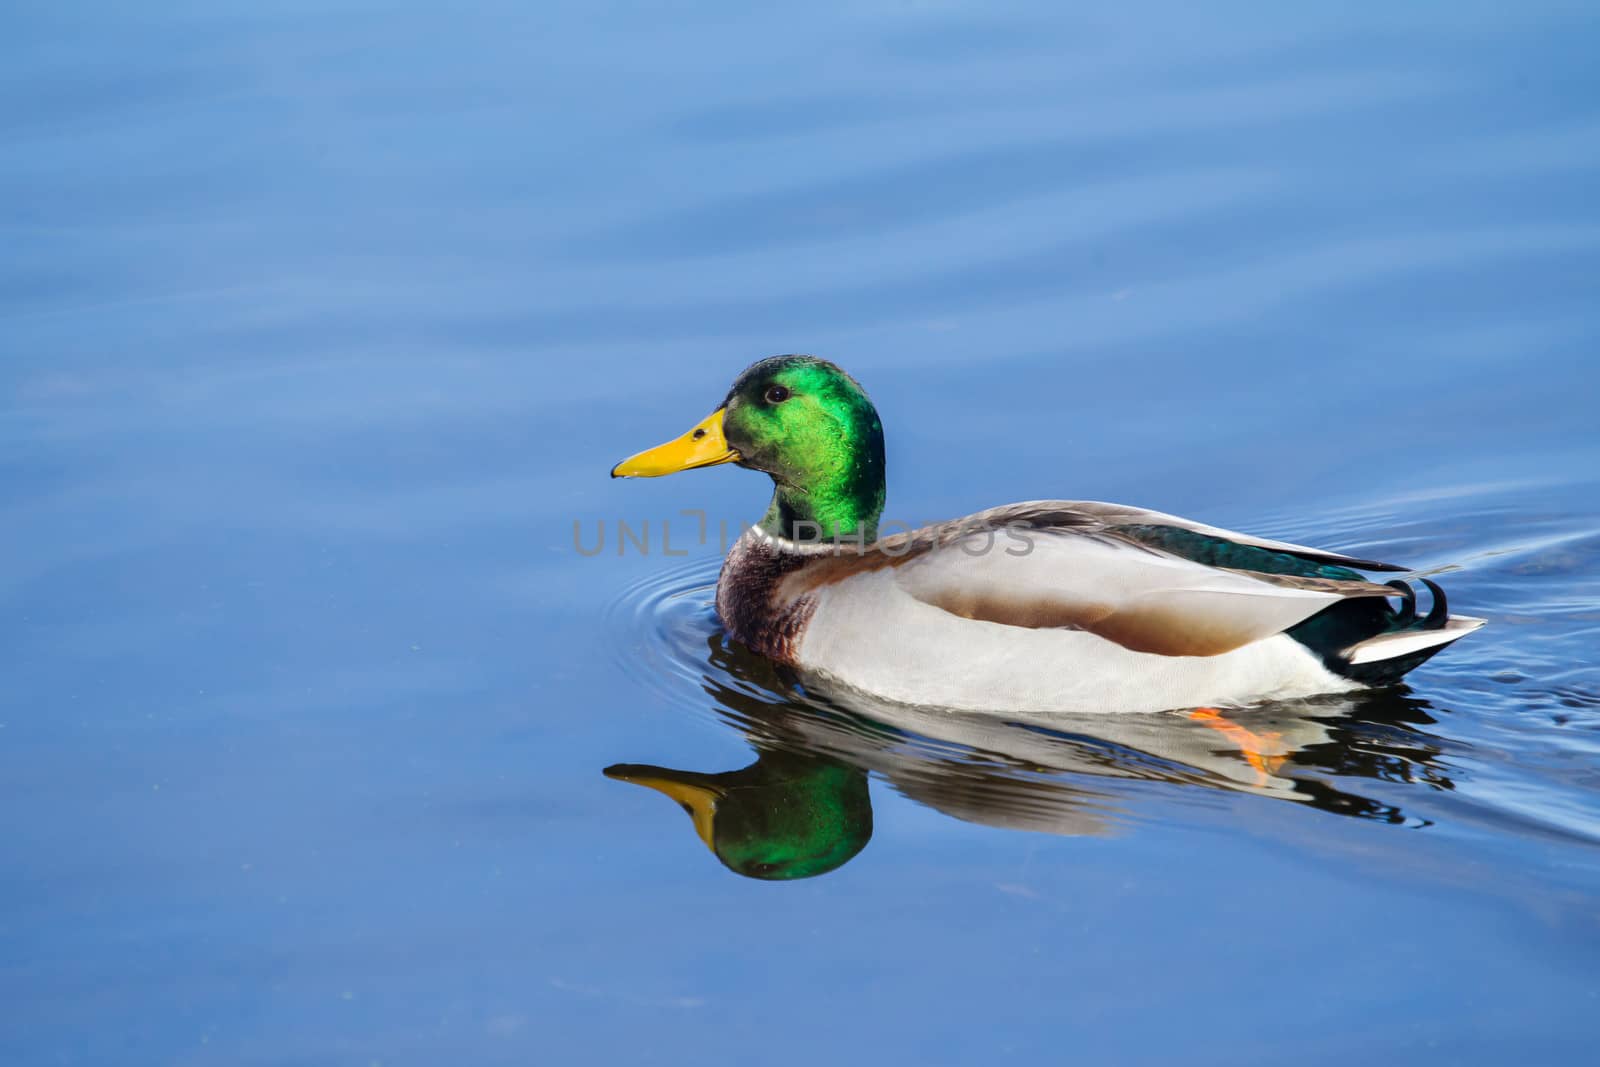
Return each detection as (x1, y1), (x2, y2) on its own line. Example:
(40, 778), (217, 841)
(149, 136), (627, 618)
(1286, 578), (1456, 685)
(1419, 578), (1448, 628)
(1385, 580), (1416, 625)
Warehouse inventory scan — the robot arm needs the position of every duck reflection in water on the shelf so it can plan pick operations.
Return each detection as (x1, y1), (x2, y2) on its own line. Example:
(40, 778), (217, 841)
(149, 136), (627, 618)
(606, 634), (1455, 880)
(606, 752), (872, 881)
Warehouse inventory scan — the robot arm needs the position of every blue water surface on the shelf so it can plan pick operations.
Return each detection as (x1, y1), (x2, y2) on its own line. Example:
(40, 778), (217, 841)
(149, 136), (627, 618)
(4, 2), (1600, 1064)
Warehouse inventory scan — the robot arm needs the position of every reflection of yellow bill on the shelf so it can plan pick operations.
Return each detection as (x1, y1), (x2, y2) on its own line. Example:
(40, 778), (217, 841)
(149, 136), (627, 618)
(611, 409), (738, 478)
(604, 768), (721, 851)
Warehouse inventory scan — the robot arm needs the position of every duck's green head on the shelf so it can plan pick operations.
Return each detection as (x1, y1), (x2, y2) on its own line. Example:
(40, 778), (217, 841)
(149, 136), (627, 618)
(604, 753), (873, 881)
(611, 355), (886, 541)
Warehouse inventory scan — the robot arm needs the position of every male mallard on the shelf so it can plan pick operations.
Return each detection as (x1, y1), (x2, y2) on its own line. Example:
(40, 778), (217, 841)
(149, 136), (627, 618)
(611, 355), (1484, 714)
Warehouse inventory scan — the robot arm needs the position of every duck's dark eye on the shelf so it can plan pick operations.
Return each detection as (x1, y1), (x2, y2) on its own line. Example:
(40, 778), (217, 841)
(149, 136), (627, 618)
(764, 384), (791, 404)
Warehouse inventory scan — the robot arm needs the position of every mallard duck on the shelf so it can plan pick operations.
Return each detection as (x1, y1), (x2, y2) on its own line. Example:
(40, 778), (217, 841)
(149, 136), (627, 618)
(611, 355), (1484, 714)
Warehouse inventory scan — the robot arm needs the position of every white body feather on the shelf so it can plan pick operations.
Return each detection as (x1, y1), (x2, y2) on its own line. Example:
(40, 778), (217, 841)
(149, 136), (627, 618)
(796, 565), (1359, 714)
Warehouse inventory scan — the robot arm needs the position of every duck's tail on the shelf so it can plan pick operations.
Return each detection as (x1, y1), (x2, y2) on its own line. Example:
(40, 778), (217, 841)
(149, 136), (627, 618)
(1288, 578), (1485, 686)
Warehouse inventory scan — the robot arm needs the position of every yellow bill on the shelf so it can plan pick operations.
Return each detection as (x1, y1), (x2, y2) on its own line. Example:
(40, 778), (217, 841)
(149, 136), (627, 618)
(610, 408), (739, 478)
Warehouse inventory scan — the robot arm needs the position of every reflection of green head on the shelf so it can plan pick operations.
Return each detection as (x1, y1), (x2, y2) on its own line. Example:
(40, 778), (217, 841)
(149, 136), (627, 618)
(605, 752), (873, 881)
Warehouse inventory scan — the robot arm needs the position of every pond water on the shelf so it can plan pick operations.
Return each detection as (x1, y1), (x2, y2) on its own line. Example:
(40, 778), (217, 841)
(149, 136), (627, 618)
(5, 2), (1600, 1064)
